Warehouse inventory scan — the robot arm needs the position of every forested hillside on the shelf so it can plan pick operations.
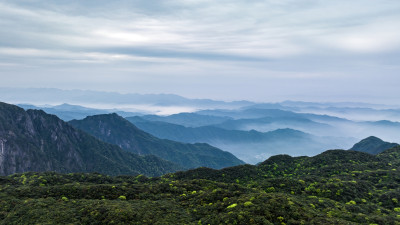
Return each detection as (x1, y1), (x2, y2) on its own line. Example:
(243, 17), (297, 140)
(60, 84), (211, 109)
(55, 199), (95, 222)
(0, 102), (181, 177)
(2, 147), (400, 224)
(69, 114), (243, 169)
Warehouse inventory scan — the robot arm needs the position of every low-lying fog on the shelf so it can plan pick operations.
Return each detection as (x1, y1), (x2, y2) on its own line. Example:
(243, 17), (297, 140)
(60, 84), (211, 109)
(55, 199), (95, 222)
(12, 93), (400, 164)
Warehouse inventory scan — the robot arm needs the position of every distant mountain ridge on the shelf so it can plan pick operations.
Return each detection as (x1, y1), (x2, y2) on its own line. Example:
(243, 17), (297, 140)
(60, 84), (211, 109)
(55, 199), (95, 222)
(126, 116), (309, 144)
(1, 87), (253, 108)
(18, 103), (141, 121)
(141, 113), (232, 127)
(69, 114), (244, 169)
(0, 102), (181, 176)
(126, 116), (356, 163)
(350, 136), (399, 154)
(146, 109), (340, 136)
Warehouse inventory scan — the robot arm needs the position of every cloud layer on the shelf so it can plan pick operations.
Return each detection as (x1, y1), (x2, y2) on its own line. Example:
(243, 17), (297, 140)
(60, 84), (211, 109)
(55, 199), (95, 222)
(0, 0), (399, 102)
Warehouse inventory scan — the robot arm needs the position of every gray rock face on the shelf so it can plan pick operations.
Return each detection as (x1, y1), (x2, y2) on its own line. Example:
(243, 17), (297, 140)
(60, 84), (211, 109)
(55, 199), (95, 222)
(0, 104), (84, 175)
(0, 102), (181, 176)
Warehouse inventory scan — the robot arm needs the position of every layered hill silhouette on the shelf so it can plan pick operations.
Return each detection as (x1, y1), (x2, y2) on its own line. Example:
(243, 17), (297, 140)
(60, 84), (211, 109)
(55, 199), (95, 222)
(350, 136), (399, 154)
(126, 116), (309, 144)
(69, 114), (243, 169)
(0, 102), (181, 176)
(126, 116), (355, 163)
(18, 103), (141, 121)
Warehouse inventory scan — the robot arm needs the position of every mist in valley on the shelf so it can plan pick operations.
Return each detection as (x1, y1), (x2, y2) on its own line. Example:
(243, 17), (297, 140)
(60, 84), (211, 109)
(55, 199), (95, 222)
(8, 90), (400, 164)
(207, 135), (356, 164)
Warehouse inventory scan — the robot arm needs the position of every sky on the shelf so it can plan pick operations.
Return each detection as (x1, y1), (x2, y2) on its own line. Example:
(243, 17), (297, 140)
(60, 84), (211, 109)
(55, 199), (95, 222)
(0, 0), (399, 103)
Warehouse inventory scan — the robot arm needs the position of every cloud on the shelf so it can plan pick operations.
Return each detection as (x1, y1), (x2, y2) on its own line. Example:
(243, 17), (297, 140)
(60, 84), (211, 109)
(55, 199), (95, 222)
(0, 0), (399, 103)
(2, 0), (400, 58)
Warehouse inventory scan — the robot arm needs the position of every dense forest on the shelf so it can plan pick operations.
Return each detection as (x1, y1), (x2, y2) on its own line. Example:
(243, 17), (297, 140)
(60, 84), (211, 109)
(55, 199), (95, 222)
(1, 146), (400, 224)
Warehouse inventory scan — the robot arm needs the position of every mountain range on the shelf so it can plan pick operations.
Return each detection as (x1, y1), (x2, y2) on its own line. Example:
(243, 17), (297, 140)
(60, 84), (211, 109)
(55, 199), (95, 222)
(126, 115), (356, 163)
(164, 107), (400, 141)
(1, 87), (252, 109)
(0, 102), (181, 176)
(5, 93), (400, 164)
(2, 89), (400, 224)
(18, 103), (142, 121)
(69, 113), (243, 169)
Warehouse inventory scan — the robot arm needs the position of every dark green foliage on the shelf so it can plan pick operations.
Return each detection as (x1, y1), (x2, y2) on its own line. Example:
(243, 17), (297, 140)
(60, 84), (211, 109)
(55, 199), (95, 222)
(2, 147), (400, 224)
(378, 146), (400, 161)
(69, 113), (243, 169)
(0, 102), (180, 177)
(350, 136), (399, 154)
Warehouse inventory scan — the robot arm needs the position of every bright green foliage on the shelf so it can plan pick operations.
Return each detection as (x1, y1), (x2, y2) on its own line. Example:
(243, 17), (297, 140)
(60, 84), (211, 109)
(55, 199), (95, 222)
(346, 200), (356, 205)
(1, 146), (400, 224)
(244, 201), (253, 207)
(226, 203), (237, 209)
(266, 187), (275, 192)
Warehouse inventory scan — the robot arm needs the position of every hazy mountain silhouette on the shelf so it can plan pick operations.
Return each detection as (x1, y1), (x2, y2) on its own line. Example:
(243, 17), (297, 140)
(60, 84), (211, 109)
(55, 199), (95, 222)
(18, 103), (141, 121)
(127, 116), (356, 163)
(69, 114), (244, 169)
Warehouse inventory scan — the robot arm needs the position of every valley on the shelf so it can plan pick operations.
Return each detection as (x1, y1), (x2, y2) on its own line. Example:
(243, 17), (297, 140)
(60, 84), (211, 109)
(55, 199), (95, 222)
(17, 94), (400, 164)
(1, 0), (399, 223)
(1, 97), (400, 224)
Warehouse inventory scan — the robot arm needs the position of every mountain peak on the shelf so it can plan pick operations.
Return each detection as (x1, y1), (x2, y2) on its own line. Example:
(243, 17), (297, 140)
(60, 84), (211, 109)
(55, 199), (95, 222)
(362, 136), (383, 142)
(76, 113), (138, 130)
(69, 113), (244, 169)
(350, 136), (399, 155)
(0, 102), (180, 176)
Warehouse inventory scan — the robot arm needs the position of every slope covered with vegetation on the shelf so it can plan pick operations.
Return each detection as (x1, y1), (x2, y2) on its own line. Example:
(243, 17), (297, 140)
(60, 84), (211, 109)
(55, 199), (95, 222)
(0, 102), (180, 177)
(350, 136), (399, 154)
(70, 113), (243, 169)
(2, 146), (400, 224)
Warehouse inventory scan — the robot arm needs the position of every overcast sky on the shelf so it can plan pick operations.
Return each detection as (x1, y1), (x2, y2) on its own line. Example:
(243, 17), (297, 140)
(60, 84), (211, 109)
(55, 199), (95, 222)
(0, 0), (399, 103)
